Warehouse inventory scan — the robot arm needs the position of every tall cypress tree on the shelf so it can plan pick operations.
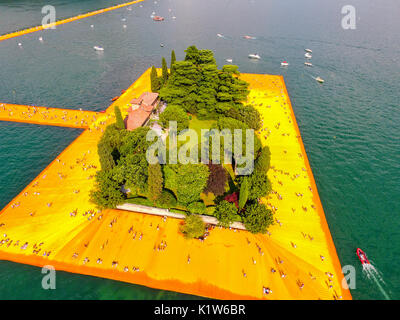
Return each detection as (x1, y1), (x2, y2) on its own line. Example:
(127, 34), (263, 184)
(170, 50), (176, 74)
(238, 176), (249, 209)
(150, 66), (160, 92)
(114, 106), (125, 130)
(148, 162), (163, 202)
(161, 57), (169, 85)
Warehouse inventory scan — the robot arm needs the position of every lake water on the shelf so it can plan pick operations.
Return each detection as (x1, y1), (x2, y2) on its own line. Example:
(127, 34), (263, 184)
(0, 0), (399, 299)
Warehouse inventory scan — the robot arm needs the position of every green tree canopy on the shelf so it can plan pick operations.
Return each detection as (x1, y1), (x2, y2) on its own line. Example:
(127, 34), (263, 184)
(242, 202), (274, 234)
(90, 169), (125, 209)
(180, 214), (206, 239)
(238, 176), (249, 209)
(114, 106), (125, 130)
(148, 162), (163, 201)
(159, 105), (189, 132)
(161, 57), (169, 85)
(150, 66), (161, 92)
(176, 164), (209, 205)
(215, 200), (238, 227)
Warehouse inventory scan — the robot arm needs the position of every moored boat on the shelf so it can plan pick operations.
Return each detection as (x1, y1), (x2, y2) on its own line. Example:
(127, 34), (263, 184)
(315, 76), (324, 83)
(248, 53), (261, 59)
(281, 61), (289, 66)
(304, 62), (313, 67)
(153, 16), (164, 21)
(305, 52), (312, 59)
(94, 46), (104, 51)
(305, 48), (312, 53)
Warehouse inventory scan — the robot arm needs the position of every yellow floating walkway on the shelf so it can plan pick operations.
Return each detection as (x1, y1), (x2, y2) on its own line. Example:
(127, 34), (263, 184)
(0, 103), (99, 128)
(0, 69), (352, 300)
(0, 0), (145, 42)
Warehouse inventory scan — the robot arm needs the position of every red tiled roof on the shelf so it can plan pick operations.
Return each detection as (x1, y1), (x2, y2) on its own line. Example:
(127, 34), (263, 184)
(126, 108), (151, 131)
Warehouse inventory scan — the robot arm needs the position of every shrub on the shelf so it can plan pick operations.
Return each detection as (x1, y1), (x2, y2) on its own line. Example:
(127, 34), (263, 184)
(187, 201), (206, 215)
(156, 190), (177, 208)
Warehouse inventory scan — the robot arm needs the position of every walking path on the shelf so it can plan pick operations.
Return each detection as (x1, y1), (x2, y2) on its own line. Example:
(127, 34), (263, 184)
(0, 103), (99, 128)
(0, 0), (145, 42)
(0, 69), (352, 300)
(117, 203), (247, 230)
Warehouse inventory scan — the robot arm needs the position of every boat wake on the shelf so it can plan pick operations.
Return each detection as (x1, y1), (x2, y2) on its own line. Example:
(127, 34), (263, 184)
(362, 263), (390, 300)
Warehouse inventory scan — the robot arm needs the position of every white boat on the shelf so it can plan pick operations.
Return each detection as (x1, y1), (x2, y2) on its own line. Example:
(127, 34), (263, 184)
(217, 33), (224, 38)
(316, 76), (324, 83)
(90, 24), (94, 28)
(243, 35), (256, 40)
(248, 54), (261, 59)
(39, 37), (43, 41)
(172, 16), (176, 19)
(305, 52), (312, 59)
(304, 62), (313, 67)
(226, 58), (233, 63)
(305, 49), (312, 53)
(281, 61), (289, 66)
(94, 46), (104, 51)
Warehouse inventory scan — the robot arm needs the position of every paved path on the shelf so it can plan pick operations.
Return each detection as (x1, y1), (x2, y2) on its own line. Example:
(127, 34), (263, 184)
(116, 203), (247, 230)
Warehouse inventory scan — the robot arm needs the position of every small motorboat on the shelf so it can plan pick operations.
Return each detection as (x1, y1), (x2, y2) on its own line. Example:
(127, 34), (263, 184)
(243, 35), (256, 40)
(153, 16), (164, 21)
(304, 62), (313, 67)
(281, 61), (289, 66)
(305, 52), (312, 59)
(172, 16), (176, 20)
(111, 96), (119, 102)
(305, 48), (312, 53)
(94, 46), (104, 51)
(248, 53), (261, 60)
(226, 58), (233, 63)
(160, 43), (164, 47)
(356, 248), (370, 265)
(217, 33), (224, 38)
(90, 24), (94, 28)
(315, 76), (324, 83)
(39, 37), (43, 41)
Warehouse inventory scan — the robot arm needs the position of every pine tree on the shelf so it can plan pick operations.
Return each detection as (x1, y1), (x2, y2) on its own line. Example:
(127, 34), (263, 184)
(114, 106), (125, 130)
(150, 66), (160, 92)
(170, 50), (176, 74)
(161, 57), (169, 85)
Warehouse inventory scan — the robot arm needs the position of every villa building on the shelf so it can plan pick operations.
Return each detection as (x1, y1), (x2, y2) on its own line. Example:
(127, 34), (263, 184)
(125, 92), (159, 131)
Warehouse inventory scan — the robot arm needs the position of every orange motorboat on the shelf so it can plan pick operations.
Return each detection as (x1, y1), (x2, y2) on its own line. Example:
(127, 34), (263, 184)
(153, 16), (164, 21)
(111, 96), (119, 102)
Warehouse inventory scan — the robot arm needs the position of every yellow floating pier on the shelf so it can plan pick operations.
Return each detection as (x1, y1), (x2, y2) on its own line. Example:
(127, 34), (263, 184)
(0, 0), (145, 42)
(0, 69), (352, 300)
(0, 103), (99, 128)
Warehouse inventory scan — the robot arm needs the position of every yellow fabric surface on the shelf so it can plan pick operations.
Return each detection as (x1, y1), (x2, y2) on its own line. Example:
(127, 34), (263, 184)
(0, 69), (351, 300)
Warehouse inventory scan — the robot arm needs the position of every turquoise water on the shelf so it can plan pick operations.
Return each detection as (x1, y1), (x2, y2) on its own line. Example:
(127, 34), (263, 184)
(0, 0), (399, 299)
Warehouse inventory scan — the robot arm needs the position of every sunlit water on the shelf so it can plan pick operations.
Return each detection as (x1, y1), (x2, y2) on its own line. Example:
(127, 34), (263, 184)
(0, 0), (399, 299)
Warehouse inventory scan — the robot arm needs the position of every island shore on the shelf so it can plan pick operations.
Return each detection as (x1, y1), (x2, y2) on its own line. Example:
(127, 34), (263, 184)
(0, 69), (352, 300)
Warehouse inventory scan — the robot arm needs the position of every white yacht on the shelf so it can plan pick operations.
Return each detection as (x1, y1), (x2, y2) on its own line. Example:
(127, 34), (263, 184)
(248, 54), (261, 59)
(305, 49), (313, 53)
(304, 62), (313, 67)
(281, 61), (289, 66)
(94, 46), (104, 51)
(316, 76), (324, 83)
(305, 52), (312, 59)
